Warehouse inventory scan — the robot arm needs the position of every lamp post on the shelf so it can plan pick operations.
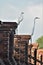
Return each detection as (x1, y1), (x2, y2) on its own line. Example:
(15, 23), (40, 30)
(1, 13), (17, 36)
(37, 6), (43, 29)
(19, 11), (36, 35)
(31, 17), (40, 43)
(18, 12), (24, 25)
(16, 12), (24, 34)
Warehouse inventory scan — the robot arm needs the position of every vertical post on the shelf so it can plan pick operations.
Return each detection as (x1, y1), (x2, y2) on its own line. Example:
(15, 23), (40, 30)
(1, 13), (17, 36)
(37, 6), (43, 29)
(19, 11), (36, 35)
(34, 49), (37, 65)
(9, 29), (16, 65)
(9, 29), (14, 57)
(30, 44), (32, 63)
(41, 55), (42, 65)
(25, 41), (28, 65)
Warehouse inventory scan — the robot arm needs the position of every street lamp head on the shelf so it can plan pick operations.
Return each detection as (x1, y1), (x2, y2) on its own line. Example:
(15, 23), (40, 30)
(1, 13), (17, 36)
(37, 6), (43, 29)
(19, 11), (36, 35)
(21, 12), (24, 14)
(34, 17), (40, 20)
(34, 17), (40, 23)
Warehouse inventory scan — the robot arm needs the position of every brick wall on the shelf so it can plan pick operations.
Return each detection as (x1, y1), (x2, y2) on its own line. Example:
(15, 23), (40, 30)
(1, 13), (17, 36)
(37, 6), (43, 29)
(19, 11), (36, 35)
(13, 35), (31, 62)
(28, 43), (43, 65)
(13, 35), (43, 65)
(28, 43), (39, 64)
(37, 49), (43, 65)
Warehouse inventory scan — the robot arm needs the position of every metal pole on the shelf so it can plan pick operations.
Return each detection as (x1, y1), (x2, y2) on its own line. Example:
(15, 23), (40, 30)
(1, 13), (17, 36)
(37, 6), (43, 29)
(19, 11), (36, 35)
(16, 12), (24, 34)
(18, 12), (24, 25)
(31, 17), (40, 43)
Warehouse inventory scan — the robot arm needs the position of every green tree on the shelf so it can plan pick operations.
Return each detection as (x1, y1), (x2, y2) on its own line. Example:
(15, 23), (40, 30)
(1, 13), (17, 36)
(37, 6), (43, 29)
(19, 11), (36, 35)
(36, 36), (43, 49)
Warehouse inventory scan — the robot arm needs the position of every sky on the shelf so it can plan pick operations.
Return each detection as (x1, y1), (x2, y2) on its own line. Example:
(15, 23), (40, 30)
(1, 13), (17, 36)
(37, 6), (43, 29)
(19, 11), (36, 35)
(0, 0), (43, 42)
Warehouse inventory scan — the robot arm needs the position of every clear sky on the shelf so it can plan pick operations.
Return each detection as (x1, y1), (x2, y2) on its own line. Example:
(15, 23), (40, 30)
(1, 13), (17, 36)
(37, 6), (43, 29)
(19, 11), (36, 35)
(0, 0), (43, 42)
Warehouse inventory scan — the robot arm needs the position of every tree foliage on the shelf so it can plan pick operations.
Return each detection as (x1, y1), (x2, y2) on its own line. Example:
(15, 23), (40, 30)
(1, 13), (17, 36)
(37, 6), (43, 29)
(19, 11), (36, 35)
(36, 36), (43, 49)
